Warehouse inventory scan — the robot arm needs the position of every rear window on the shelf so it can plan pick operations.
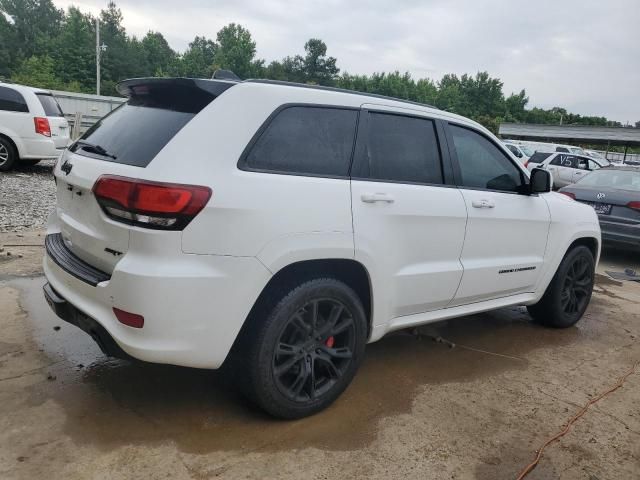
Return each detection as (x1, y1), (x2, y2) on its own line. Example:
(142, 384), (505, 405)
(72, 81), (224, 167)
(528, 152), (552, 164)
(577, 169), (640, 191)
(244, 106), (358, 177)
(36, 93), (64, 117)
(0, 86), (28, 112)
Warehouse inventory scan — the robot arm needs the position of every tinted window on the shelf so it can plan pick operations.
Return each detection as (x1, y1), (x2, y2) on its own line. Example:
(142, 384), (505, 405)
(352, 112), (443, 184)
(505, 144), (522, 157)
(551, 154), (577, 168)
(528, 152), (552, 164)
(577, 169), (640, 191)
(245, 106), (357, 176)
(0, 86), (28, 112)
(450, 125), (522, 192)
(36, 93), (64, 117)
(556, 147), (570, 152)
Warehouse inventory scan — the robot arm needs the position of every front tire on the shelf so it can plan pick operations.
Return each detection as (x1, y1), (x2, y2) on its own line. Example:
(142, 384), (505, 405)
(241, 278), (367, 419)
(527, 245), (595, 328)
(0, 137), (17, 171)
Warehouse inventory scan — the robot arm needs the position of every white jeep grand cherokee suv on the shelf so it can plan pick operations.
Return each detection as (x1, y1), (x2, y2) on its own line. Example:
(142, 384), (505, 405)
(43, 77), (601, 418)
(0, 81), (70, 171)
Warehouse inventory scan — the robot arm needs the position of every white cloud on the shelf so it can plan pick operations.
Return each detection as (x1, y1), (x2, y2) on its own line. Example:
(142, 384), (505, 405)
(53, 0), (640, 122)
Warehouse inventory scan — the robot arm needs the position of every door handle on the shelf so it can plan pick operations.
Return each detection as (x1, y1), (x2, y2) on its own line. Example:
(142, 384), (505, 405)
(471, 199), (495, 209)
(361, 193), (394, 204)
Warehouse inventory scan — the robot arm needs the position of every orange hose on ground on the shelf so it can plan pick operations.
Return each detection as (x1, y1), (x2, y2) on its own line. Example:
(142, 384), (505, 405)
(516, 361), (639, 480)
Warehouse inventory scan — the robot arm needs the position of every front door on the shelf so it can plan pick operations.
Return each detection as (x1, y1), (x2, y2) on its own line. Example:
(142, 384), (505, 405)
(445, 123), (551, 305)
(351, 108), (467, 319)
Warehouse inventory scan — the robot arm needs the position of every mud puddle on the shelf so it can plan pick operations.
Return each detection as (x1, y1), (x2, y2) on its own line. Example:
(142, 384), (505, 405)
(11, 276), (610, 455)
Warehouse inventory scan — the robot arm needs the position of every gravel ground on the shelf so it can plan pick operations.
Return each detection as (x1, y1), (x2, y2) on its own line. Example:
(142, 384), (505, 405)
(0, 160), (57, 232)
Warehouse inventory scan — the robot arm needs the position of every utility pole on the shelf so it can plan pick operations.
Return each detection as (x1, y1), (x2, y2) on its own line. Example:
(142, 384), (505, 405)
(96, 18), (100, 95)
(95, 18), (107, 96)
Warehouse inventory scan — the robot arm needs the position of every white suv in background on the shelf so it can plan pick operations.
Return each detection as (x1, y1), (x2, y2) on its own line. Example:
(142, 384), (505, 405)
(527, 151), (610, 188)
(0, 81), (70, 171)
(43, 77), (601, 418)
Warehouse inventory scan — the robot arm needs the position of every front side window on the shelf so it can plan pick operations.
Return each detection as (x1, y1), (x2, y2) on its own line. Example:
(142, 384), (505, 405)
(244, 106), (358, 177)
(450, 125), (523, 192)
(352, 112), (443, 184)
(0, 86), (29, 113)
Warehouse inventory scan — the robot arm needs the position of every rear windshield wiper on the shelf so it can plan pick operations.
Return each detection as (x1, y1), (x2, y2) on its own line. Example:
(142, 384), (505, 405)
(72, 140), (117, 159)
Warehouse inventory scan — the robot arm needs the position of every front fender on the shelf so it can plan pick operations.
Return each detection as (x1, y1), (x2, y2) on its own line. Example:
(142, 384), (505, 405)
(530, 193), (601, 303)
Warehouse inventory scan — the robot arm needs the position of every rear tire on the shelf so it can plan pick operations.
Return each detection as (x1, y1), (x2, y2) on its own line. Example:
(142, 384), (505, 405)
(239, 277), (367, 419)
(527, 245), (595, 328)
(0, 137), (17, 172)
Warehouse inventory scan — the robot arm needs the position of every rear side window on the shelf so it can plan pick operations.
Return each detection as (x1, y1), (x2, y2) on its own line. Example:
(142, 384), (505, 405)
(550, 154), (577, 168)
(36, 93), (64, 117)
(556, 147), (570, 153)
(72, 82), (224, 167)
(528, 152), (551, 164)
(0, 86), (28, 112)
(352, 112), (443, 184)
(244, 106), (358, 177)
(450, 125), (522, 192)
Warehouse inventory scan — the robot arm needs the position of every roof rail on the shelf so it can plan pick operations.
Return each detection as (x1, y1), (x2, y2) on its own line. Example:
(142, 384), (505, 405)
(243, 79), (439, 110)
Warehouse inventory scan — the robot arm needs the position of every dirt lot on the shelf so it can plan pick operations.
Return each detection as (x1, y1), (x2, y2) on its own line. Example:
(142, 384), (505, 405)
(0, 230), (638, 480)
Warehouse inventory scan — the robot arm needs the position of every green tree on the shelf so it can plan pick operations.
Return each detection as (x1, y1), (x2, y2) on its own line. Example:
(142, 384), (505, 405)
(11, 54), (66, 90)
(0, 0), (63, 63)
(51, 7), (95, 91)
(141, 31), (176, 76)
(180, 36), (217, 77)
(212, 23), (262, 79)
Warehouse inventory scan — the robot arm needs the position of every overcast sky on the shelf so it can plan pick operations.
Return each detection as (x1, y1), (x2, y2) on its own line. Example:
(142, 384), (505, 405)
(54, 0), (639, 123)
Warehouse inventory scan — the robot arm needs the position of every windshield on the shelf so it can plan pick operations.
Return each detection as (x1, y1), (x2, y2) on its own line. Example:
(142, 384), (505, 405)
(576, 169), (640, 191)
(520, 145), (535, 156)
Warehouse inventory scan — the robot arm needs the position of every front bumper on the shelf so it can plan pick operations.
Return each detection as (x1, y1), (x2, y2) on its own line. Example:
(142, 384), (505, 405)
(43, 234), (272, 369)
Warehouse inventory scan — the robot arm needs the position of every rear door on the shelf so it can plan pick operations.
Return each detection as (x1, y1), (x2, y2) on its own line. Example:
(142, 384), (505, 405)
(444, 123), (550, 305)
(35, 93), (69, 148)
(351, 108), (467, 317)
(53, 79), (232, 273)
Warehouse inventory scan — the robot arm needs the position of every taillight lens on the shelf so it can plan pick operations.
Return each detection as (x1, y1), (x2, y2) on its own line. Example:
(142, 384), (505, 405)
(559, 191), (576, 200)
(34, 117), (51, 137)
(628, 201), (640, 211)
(524, 161), (529, 168)
(113, 308), (144, 328)
(93, 175), (212, 230)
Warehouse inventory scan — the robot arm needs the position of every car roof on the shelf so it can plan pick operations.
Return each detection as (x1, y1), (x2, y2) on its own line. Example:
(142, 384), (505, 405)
(0, 81), (51, 95)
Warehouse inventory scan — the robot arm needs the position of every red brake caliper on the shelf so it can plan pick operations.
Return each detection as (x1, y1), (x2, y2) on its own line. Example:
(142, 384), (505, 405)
(325, 336), (335, 348)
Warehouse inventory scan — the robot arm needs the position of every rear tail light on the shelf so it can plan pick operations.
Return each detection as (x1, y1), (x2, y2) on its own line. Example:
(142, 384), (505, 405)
(524, 161), (529, 168)
(34, 117), (51, 137)
(627, 201), (640, 211)
(93, 175), (212, 230)
(113, 308), (144, 328)
(559, 191), (576, 200)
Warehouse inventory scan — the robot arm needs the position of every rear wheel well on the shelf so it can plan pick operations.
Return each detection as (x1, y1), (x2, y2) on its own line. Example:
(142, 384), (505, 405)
(228, 259), (373, 365)
(0, 134), (18, 156)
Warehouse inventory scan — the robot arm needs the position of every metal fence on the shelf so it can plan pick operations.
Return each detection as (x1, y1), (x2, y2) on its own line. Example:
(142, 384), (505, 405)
(51, 89), (125, 138)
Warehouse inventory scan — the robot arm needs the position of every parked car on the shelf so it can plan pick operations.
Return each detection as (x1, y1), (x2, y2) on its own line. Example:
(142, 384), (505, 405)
(42, 77), (601, 418)
(559, 167), (640, 249)
(584, 149), (607, 161)
(517, 141), (586, 156)
(0, 81), (70, 171)
(526, 152), (610, 188)
(503, 142), (534, 164)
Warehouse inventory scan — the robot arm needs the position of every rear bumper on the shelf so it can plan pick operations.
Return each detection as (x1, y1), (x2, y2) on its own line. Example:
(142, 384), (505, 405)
(43, 234), (272, 369)
(19, 136), (63, 159)
(600, 219), (640, 249)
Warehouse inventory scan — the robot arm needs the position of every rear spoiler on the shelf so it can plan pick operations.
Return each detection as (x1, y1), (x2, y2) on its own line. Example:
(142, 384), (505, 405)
(116, 77), (237, 99)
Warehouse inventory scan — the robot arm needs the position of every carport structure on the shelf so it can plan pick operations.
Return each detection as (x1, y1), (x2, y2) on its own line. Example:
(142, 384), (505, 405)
(499, 123), (640, 162)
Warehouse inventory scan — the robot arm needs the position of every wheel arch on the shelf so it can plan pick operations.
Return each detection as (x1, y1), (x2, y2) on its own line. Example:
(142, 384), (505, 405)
(228, 258), (373, 365)
(0, 132), (20, 158)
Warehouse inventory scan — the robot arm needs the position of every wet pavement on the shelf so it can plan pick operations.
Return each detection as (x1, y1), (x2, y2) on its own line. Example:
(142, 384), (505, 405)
(0, 245), (639, 479)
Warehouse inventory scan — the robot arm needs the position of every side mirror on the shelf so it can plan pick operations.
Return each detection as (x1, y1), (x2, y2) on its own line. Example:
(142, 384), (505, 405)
(530, 168), (552, 194)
